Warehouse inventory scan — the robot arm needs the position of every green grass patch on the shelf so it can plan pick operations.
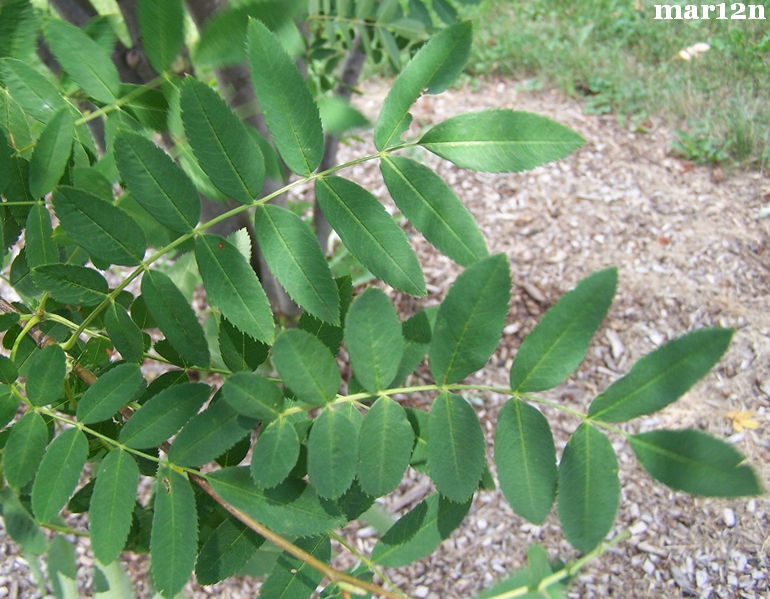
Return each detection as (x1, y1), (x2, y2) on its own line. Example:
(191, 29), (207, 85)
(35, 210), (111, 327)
(462, 0), (770, 169)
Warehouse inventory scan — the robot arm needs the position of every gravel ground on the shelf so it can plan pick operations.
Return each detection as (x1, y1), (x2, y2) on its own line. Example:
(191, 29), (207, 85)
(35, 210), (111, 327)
(1, 77), (768, 598)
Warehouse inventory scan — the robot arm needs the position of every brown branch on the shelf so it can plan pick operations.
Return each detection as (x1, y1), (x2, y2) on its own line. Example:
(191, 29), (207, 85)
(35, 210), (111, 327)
(0, 297), (405, 599)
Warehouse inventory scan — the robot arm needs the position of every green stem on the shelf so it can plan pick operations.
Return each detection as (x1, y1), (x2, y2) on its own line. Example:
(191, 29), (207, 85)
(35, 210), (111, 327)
(10, 315), (40, 360)
(485, 530), (631, 599)
(328, 531), (407, 598)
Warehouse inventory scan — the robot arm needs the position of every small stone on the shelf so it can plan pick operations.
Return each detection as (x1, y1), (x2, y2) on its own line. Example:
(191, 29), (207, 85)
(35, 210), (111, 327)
(696, 569), (710, 587)
(643, 559), (656, 575)
(477, 518), (488, 531)
(723, 508), (736, 528)
(629, 520), (648, 535)
(414, 585), (430, 598)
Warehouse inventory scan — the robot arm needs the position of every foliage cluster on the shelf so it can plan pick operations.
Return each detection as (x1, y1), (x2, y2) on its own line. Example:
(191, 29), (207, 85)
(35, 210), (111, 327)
(0, 1), (762, 598)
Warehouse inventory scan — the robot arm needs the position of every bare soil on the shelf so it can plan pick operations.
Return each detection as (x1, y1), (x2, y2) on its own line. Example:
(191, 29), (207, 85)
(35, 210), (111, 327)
(1, 77), (768, 598)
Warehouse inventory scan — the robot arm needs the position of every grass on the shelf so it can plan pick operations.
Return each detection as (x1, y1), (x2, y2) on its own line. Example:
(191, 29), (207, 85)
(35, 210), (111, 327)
(460, 0), (770, 169)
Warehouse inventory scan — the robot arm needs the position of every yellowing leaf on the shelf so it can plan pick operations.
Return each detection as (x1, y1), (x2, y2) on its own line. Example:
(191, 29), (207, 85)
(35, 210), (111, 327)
(726, 410), (760, 433)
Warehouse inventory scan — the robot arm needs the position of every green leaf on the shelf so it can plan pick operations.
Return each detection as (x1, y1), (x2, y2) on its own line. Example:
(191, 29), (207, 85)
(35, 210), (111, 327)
(195, 234), (274, 344)
(24, 203), (58, 268)
(510, 268), (617, 393)
(318, 94), (370, 135)
(104, 301), (144, 363)
(316, 176), (425, 296)
(250, 416), (300, 489)
(391, 307), (435, 386)
(150, 468), (198, 599)
(28, 107), (73, 198)
(371, 492), (471, 567)
(272, 328), (341, 406)
(419, 110), (585, 172)
(44, 20), (119, 103)
(429, 254), (510, 384)
(374, 21), (472, 149)
(31, 265), (108, 307)
(0, 486), (46, 554)
(0, 0), (39, 60)
(380, 155), (488, 266)
(475, 545), (566, 599)
(137, 0), (185, 73)
(254, 204), (339, 324)
(427, 392), (485, 502)
(25, 344), (66, 406)
(141, 269), (210, 367)
(3, 411), (48, 489)
(47, 535), (78, 599)
(630, 429), (761, 497)
(195, 517), (264, 585)
(297, 275), (353, 356)
(432, 0), (458, 23)
(557, 423), (619, 553)
(53, 186), (146, 266)
(31, 427), (88, 522)
(589, 328), (734, 422)
(114, 131), (200, 233)
(261, 536), (330, 598)
(120, 383), (210, 449)
(180, 78), (265, 204)
(207, 467), (346, 536)
(246, 18), (323, 174)
(77, 363), (146, 424)
(0, 130), (10, 193)
(494, 399), (557, 524)
(357, 397), (414, 497)
(344, 288), (403, 393)
(0, 360), (17, 386)
(218, 317), (269, 372)
(222, 372), (283, 421)
(89, 449), (140, 564)
(0, 58), (66, 123)
(169, 400), (255, 467)
(307, 406), (358, 499)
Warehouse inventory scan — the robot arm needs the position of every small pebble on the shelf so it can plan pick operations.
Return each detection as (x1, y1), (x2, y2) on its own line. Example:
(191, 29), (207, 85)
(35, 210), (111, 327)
(643, 559), (656, 575)
(723, 508), (736, 528)
(696, 569), (709, 587)
(629, 520), (648, 535)
(414, 585), (429, 598)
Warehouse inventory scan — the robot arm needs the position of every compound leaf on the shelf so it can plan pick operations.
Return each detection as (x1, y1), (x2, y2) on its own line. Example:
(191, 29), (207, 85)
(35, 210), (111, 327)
(150, 468), (197, 599)
(429, 254), (510, 384)
(494, 398), (557, 524)
(32, 264), (108, 307)
(89, 448), (139, 564)
(307, 406), (358, 499)
(77, 363), (146, 424)
(511, 268), (617, 393)
(195, 234), (274, 344)
(358, 397), (414, 497)
(28, 107), (73, 198)
(345, 288), (403, 393)
(557, 423), (619, 553)
(45, 19), (119, 103)
(381, 155), (487, 266)
(427, 392), (485, 502)
(250, 416), (300, 488)
(180, 78), (264, 204)
(371, 492), (471, 567)
(316, 176), (425, 296)
(261, 536), (330, 599)
(3, 411), (48, 489)
(137, 0), (185, 73)
(114, 131), (200, 233)
(374, 21), (471, 149)
(630, 429), (761, 497)
(169, 400), (255, 467)
(207, 467), (346, 536)
(120, 383), (211, 449)
(25, 344), (66, 406)
(246, 18), (323, 174)
(53, 186), (146, 267)
(272, 328), (340, 406)
(254, 204), (339, 324)
(31, 427), (88, 522)
(141, 269), (210, 367)
(419, 110), (585, 172)
(589, 328), (733, 422)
